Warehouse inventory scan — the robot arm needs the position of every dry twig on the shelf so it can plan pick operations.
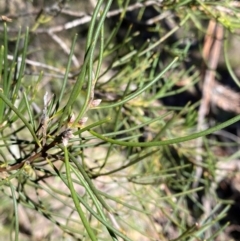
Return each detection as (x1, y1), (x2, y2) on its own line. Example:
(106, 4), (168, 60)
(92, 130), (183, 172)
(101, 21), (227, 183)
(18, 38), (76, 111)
(194, 20), (223, 188)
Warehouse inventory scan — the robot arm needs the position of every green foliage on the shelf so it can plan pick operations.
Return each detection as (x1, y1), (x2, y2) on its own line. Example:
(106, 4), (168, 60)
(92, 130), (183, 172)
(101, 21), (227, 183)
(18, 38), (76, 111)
(0, 0), (239, 240)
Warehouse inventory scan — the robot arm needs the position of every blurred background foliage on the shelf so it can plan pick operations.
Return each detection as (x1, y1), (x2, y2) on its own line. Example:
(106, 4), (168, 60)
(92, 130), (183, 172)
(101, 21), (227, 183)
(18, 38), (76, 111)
(0, 0), (240, 240)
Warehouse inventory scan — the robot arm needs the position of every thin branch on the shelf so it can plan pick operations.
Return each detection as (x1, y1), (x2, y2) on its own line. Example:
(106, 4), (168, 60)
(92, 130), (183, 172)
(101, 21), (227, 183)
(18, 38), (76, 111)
(7, 54), (73, 76)
(193, 21), (224, 189)
(2, 1), (162, 33)
(47, 31), (80, 68)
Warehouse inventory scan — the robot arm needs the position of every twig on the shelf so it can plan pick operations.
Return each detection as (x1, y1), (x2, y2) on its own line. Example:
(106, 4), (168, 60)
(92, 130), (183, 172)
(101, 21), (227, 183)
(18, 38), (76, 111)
(7, 54), (73, 76)
(1, 1), (162, 33)
(193, 20), (223, 188)
(48, 31), (80, 68)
